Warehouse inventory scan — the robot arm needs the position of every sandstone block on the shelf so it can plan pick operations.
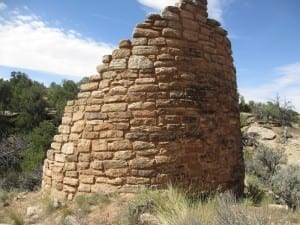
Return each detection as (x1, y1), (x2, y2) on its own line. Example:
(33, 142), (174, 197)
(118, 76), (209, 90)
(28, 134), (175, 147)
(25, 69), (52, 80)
(78, 162), (90, 170)
(55, 154), (65, 163)
(109, 59), (127, 70)
(91, 160), (103, 170)
(128, 102), (156, 110)
(71, 120), (85, 133)
(105, 168), (129, 177)
(161, 10), (180, 21)
(65, 171), (78, 178)
(131, 38), (148, 46)
(133, 28), (160, 38)
(58, 125), (70, 134)
(51, 142), (61, 151)
(128, 55), (154, 69)
(63, 184), (77, 193)
(119, 39), (131, 48)
(128, 84), (159, 92)
(162, 28), (181, 38)
(135, 78), (156, 84)
(155, 67), (177, 75)
(47, 150), (55, 161)
(63, 177), (78, 186)
(102, 103), (127, 112)
(92, 140), (108, 151)
(130, 157), (154, 169)
(79, 175), (95, 184)
(64, 162), (77, 171)
(108, 111), (132, 119)
(102, 71), (117, 80)
(102, 55), (112, 63)
(62, 143), (74, 155)
(85, 105), (101, 112)
(132, 46), (159, 55)
(80, 82), (99, 91)
(53, 135), (68, 143)
(109, 86), (127, 95)
(93, 152), (113, 160)
(78, 183), (91, 192)
(125, 132), (149, 141)
(77, 92), (91, 99)
(133, 141), (155, 150)
(100, 130), (124, 139)
(91, 90), (105, 98)
(77, 139), (91, 153)
(86, 112), (108, 120)
(72, 111), (84, 122)
(62, 116), (72, 125)
(79, 153), (91, 162)
(108, 140), (132, 151)
(114, 151), (135, 160)
(127, 177), (150, 185)
(131, 169), (155, 177)
(183, 30), (198, 41)
(103, 160), (128, 169)
(112, 49), (131, 59)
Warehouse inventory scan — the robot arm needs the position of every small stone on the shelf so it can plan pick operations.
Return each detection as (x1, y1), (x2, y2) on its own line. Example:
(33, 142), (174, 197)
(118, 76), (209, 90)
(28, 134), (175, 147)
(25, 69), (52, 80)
(119, 39), (131, 48)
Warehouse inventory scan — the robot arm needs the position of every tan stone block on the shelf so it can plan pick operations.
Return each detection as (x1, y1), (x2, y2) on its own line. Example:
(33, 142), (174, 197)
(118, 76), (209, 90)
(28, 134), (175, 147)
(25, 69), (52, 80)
(69, 133), (80, 141)
(93, 152), (113, 160)
(89, 74), (102, 81)
(128, 55), (154, 70)
(96, 177), (124, 185)
(130, 157), (154, 169)
(109, 59), (127, 70)
(155, 156), (171, 165)
(78, 183), (91, 192)
(64, 162), (76, 171)
(148, 37), (166, 46)
(85, 105), (101, 112)
(135, 78), (156, 84)
(136, 149), (159, 156)
(86, 112), (108, 120)
(131, 169), (155, 177)
(180, 10), (194, 19)
(100, 130), (124, 139)
(101, 103), (127, 112)
(79, 153), (91, 162)
(119, 39), (131, 48)
(155, 67), (177, 75)
(128, 102), (155, 110)
(114, 151), (135, 160)
(108, 86), (127, 95)
(130, 118), (156, 126)
(63, 177), (78, 186)
(161, 10), (180, 21)
(55, 154), (65, 163)
(92, 140), (108, 151)
(132, 46), (159, 55)
(80, 82), (99, 91)
(82, 132), (99, 139)
(91, 90), (104, 98)
(63, 184), (77, 193)
(162, 28), (181, 38)
(125, 132), (148, 141)
(107, 111), (132, 119)
(78, 162), (90, 170)
(110, 122), (130, 130)
(127, 92), (146, 102)
(47, 150), (55, 160)
(91, 183), (119, 194)
(58, 125), (70, 134)
(103, 160), (128, 169)
(71, 120), (85, 133)
(112, 49), (131, 59)
(72, 111), (84, 122)
(91, 160), (103, 170)
(131, 37), (148, 46)
(65, 155), (78, 162)
(61, 143), (74, 155)
(62, 116), (72, 125)
(108, 140), (132, 151)
(105, 168), (129, 178)
(77, 92), (90, 99)
(51, 142), (61, 151)
(132, 110), (156, 118)
(65, 171), (78, 178)
(77, 139), (91, 153)
(182, 18), (199, 30)
(133, 141), (155, 150)
(93, 123), (111, 131)
(127, 177), (150, 185)
(53, 135), (68, 143)
(133, 28), (160, 38)
(79, 175), (95, 184)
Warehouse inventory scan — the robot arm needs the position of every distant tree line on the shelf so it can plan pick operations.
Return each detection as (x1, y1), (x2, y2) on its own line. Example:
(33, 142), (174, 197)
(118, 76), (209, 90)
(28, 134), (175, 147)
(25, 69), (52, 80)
(239, 94), (299, 126)
(0, 72), (86, 190)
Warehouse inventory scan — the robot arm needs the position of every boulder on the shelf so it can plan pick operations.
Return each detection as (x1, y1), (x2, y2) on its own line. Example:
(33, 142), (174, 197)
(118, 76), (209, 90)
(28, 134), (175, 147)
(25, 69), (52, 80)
(247, 126), (276, 140)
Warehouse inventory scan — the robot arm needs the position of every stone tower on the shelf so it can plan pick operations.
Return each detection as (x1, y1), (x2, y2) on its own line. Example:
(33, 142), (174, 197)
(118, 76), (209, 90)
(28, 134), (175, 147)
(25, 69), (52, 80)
(42, 0), (244, 200)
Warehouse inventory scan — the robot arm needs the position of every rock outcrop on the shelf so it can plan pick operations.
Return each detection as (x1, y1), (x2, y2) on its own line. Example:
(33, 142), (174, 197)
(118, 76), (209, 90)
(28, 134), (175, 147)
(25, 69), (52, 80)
(42, 0), (244, 200)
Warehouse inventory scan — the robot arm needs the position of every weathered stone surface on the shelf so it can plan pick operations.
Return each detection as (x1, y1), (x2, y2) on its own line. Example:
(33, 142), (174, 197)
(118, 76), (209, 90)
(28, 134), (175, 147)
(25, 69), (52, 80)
(43, 0), (244, 200)
(128, 56), (154, 69)
(247, 126), (276, 140)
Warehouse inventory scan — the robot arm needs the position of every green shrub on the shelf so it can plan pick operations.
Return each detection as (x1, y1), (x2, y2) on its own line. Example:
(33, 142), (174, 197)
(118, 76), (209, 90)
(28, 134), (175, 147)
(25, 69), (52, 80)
(245, 174), (265, 205)
(248, 145), (287, 184)
(271, 165), (300, 210)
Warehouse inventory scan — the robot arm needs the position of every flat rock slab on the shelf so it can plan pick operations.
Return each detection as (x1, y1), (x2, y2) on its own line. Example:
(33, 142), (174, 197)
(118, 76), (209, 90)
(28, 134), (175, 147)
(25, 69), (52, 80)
(247, 125), (276, 140)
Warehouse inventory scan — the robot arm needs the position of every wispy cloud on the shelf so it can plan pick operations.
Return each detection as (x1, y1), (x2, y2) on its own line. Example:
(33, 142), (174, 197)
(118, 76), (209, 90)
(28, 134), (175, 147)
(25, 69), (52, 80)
(0, 9), (114, 78)
(136, 0), (231, 23)
(0, 2), (7, 11)
(240, 62), (300, 112)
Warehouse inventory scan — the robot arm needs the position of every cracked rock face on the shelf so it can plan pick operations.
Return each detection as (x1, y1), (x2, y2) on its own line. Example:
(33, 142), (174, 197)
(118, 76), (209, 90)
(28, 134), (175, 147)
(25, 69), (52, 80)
(42, 0), (244, 200)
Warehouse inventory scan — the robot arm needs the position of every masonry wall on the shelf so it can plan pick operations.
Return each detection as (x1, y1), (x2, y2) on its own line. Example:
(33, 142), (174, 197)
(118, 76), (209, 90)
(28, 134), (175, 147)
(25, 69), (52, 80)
(42, 0), (244, 200)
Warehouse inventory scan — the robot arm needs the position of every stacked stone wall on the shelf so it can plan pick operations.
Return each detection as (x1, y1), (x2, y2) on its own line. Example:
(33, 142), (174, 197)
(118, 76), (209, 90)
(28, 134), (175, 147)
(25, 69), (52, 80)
(42, 0), (244, 200)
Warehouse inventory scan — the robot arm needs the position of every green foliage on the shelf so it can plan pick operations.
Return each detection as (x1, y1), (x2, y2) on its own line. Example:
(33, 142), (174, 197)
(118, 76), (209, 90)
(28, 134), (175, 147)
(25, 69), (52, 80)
(271, 165), (300, 210)
(245, 174), (265, 205)
(246, 145), (287, 184)
(21, 121), (56, 171)
(239, 95), (251, 113)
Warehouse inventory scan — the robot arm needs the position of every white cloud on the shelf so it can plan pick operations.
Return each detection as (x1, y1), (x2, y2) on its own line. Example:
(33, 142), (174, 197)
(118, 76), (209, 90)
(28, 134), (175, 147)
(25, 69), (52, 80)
(240, 62), (300, 112)
(136, 0), (230, 23)
(0, 2), (7, 11)
(0, 11), (114, 78)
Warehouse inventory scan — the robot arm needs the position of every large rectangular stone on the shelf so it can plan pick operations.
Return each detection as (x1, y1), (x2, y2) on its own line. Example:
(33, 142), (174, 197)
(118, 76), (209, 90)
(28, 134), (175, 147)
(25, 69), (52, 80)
(102, 103), (127, 112)
(108, 140), (132, 151)
(132, 46), (159, 55)
(103, 160), (128, 169)
(92, 140), (108, 151)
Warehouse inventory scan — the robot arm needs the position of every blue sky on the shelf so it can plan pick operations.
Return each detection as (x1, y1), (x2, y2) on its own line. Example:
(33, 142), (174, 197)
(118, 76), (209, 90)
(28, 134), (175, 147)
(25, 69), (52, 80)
(0, 0), (299, 111)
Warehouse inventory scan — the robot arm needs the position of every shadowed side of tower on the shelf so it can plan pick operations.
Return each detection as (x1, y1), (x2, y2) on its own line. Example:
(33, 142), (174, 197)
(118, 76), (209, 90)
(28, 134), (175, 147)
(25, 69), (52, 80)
(42, 0), (244, 201)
